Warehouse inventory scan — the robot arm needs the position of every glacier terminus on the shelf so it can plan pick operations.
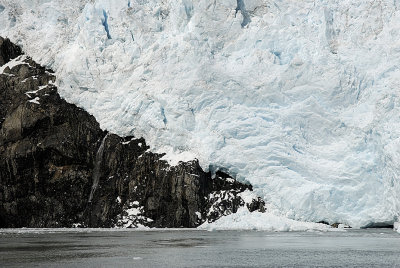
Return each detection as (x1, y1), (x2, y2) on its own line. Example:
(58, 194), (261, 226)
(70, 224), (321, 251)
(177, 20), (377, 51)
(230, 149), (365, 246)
(1, 0), (400, 228)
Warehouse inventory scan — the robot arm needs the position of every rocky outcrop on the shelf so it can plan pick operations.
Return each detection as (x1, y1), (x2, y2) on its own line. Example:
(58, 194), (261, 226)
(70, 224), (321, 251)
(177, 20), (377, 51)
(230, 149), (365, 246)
(0, 37), (265, 228)
(0, 38), (22, 66)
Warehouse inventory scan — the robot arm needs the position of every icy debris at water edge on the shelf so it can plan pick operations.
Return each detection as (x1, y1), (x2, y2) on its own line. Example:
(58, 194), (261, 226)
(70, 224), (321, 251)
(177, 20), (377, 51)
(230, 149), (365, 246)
(199, 207), (337, 232)
(394, 222), (400, 234)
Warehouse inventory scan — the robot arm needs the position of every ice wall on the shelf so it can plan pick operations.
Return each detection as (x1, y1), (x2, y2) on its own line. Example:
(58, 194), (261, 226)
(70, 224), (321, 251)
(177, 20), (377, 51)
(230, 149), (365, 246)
(1, 0), (400, 227)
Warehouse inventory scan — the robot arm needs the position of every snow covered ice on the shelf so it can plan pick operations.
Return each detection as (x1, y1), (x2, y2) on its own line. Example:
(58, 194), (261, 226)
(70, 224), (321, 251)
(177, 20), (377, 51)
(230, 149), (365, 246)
(1, 0), (400, 228)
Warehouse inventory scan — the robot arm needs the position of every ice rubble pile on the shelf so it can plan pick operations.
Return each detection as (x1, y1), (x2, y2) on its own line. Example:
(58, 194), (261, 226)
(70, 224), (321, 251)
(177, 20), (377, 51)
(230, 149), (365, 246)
(1, 0), (400, 228)
(394, 222), (400, 234)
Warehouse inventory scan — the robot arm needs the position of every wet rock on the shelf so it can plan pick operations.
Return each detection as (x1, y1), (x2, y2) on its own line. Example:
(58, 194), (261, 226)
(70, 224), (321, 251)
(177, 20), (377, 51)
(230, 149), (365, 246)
(0, 37), (265, 228)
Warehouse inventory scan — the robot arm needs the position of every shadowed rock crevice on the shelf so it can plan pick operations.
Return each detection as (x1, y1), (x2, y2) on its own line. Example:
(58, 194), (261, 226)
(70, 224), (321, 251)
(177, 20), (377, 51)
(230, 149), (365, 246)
(0, 37), (265, 228)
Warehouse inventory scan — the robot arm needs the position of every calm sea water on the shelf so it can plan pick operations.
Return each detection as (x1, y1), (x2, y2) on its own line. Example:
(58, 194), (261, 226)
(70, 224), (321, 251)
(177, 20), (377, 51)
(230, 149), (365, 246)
(0, 228), (399, 267)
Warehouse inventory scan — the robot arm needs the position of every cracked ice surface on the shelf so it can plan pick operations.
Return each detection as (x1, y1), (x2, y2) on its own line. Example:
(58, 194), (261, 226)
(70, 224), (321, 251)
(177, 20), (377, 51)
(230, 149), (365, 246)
(1, 0), (400, 227)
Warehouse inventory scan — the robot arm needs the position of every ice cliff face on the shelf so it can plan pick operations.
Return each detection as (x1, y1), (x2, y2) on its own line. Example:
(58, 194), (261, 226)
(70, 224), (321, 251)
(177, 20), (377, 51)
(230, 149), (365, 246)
(1, 0), (400, 227)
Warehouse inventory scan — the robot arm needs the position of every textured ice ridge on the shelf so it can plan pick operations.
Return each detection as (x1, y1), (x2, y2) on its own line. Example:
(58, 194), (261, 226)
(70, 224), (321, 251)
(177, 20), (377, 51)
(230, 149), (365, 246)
(1, 0), (400, 228)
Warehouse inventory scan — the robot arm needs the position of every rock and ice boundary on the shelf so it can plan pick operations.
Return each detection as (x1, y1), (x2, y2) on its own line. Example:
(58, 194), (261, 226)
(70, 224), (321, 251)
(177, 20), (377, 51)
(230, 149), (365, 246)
(0, 37), (268, 229)
(0, 0), (400, 228)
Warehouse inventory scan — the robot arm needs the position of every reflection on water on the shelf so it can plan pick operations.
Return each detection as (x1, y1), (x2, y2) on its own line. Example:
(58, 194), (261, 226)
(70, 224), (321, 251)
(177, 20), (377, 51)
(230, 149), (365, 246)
(1, 229), (399, 267)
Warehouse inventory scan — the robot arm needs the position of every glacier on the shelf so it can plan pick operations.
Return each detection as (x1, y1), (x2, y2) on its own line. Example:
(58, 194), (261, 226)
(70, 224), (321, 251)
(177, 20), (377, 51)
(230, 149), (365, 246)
(1, 0), (400, 228)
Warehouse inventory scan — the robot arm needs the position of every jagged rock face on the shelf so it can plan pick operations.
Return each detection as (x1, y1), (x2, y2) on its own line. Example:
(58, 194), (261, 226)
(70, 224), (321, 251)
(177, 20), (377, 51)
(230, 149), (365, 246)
(0, 38), (22, 66)
(203, 171), (265, 224)
(0, 38), (104, 227)
(0, 37), (264, 228)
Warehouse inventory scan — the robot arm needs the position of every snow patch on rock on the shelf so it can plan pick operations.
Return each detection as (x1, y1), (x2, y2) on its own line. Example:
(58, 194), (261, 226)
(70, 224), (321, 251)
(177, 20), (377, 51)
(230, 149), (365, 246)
(116, 201), (153, 228)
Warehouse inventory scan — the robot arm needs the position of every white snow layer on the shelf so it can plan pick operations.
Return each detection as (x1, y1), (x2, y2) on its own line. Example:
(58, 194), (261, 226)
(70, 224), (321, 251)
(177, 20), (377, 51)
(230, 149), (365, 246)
(1, 0), (400, 228)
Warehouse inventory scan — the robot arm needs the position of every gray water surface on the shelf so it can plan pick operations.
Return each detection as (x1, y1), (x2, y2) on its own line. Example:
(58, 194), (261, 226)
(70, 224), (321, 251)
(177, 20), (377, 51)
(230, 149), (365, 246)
(1, 228), (399, 267)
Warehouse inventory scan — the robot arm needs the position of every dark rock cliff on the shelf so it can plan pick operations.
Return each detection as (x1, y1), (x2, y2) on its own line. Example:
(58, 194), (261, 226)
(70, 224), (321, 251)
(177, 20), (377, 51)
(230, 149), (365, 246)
(0, 37), (264, 228)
